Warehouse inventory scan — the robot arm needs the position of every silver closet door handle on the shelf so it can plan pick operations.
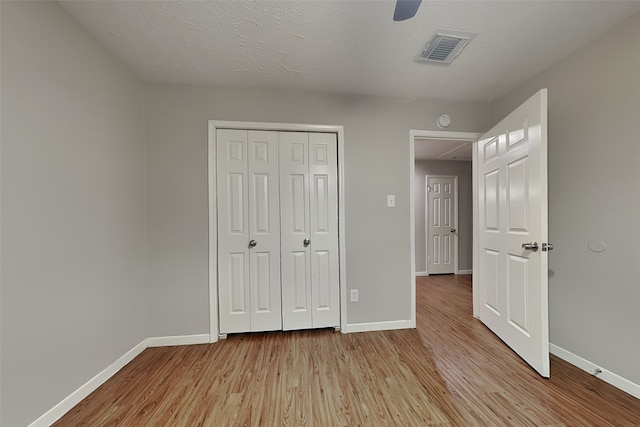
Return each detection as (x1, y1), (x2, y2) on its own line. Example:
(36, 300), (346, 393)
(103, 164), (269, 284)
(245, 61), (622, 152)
(249, 240), (257, 248)
(450, 229), (456, 233)
(303, 238), (310, 247)
(521, 242), (539, 251)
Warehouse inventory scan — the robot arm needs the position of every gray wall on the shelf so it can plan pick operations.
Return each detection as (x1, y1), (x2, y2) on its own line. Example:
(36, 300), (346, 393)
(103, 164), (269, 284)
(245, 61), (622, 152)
(492, 12), (640, 385)
(144, 83), (493, 335)
(1, 2), (148, 426)
(414, 160), (473, 273)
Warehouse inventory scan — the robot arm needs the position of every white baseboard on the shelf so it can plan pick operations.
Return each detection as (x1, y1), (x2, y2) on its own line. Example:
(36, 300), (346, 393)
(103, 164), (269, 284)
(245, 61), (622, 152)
(550, 343), (640, 399)
(344, 319), (413, 333)
(28, 339), (148, 427)
(28, 334), (213, 427)
(146, 334), (210, 347)
(457, 269), (472, 275)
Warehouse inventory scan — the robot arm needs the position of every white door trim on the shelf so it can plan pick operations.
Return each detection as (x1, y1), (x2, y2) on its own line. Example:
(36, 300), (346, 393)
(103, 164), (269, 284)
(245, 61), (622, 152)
(425, 175), (458, 275)
(209, 121), (346, 342)
(410, 130), (483, 326)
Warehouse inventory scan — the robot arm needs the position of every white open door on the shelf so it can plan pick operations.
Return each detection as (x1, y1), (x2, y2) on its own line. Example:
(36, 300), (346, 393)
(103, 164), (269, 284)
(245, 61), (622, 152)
(477, 89), (550, 377)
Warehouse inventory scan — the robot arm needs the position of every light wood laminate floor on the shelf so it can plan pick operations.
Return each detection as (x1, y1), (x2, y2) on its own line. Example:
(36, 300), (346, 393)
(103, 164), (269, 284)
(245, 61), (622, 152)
(55, 275), (640, 426)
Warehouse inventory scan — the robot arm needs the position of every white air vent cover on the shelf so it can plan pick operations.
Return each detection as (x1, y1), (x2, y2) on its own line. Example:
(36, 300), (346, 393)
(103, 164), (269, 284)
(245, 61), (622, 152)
(415, 29), (478, 65)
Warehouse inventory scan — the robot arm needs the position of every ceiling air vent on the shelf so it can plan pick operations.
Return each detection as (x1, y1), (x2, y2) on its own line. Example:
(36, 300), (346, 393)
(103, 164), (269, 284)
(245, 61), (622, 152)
(415, 29), (478, 65)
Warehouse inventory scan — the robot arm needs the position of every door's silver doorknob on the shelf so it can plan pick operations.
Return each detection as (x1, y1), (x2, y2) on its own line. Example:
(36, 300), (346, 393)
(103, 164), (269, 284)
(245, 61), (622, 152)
(450, 229), (456, 233)
(249, 240), (257, 248)
(521, 242), (539, 251)
(303, 238), (311, 247)
(542, 243), (554, 252)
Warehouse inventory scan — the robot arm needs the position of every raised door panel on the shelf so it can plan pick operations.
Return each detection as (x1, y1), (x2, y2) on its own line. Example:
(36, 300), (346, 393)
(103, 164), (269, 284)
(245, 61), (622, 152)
(217, 129), (251, 333)
(248, 131), (282, 331)
(308, 133), (339, 328)
(280, 131), (312, 330)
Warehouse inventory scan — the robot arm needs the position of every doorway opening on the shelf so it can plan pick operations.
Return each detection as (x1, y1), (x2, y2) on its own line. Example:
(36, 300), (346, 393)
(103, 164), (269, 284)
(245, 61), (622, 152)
(409, 130), (481, 323)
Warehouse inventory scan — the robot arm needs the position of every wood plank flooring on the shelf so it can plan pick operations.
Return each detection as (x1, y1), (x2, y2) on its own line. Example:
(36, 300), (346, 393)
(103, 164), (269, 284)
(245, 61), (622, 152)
(415, 274), (640, 426)
(55, 275), (640, 426)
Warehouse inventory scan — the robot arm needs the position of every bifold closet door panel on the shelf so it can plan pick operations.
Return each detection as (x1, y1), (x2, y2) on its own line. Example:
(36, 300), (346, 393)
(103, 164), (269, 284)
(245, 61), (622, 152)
(279, 131), (313, 330)
(308, 133), (340, 328)
(247, 131), (282, 331)
(217, 129), (251, 333)
(217, 129), (282, 333)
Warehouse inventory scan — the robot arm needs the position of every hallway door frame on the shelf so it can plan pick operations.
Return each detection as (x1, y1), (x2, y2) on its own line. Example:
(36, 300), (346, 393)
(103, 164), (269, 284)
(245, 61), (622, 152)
(410, 130), (482, 320)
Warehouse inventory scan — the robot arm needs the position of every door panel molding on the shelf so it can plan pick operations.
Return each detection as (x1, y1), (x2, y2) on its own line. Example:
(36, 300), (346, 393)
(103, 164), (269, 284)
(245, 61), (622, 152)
(209, 121), (346, 341)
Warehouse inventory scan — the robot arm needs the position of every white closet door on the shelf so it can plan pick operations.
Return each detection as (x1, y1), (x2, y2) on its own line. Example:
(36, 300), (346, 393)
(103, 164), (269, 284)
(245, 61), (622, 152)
(218, 129), (281, 333)
(248, 131), (282, 331)
(308, 133), (340, 328)
(219, 128), (339, 334)
(217, 129), (251, 333)
(280, 132), (339, 330)
(280, 132), (313, 330)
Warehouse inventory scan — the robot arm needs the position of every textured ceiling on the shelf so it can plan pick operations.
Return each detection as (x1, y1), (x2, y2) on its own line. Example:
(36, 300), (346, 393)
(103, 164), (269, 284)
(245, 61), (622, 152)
(60, 1), (640, 102)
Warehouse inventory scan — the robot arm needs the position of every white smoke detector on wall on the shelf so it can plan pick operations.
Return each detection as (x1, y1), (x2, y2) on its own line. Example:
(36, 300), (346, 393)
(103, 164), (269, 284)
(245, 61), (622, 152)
(437, 114), (451, 129)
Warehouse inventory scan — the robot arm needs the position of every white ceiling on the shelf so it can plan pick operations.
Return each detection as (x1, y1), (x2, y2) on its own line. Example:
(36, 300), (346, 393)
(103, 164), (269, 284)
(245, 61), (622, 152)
(414, 138), (471, 161)
(60, 1), (640, 102)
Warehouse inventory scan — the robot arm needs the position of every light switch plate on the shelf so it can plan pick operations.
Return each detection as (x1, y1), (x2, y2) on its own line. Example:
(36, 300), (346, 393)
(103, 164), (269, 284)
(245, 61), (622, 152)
(387, 195), (396, 208)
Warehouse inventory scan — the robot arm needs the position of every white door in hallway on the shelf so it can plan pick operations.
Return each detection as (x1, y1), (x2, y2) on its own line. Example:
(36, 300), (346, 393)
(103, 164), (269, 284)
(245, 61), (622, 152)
(217, 129), (282, 333)
(477, 89), (550, 377)
(280, 132), (340, 330)
(427, 176), (457, 275)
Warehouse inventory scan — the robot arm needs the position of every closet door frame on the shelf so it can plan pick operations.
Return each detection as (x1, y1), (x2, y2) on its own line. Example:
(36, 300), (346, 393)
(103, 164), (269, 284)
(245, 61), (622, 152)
(208, 121), (346, 342)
